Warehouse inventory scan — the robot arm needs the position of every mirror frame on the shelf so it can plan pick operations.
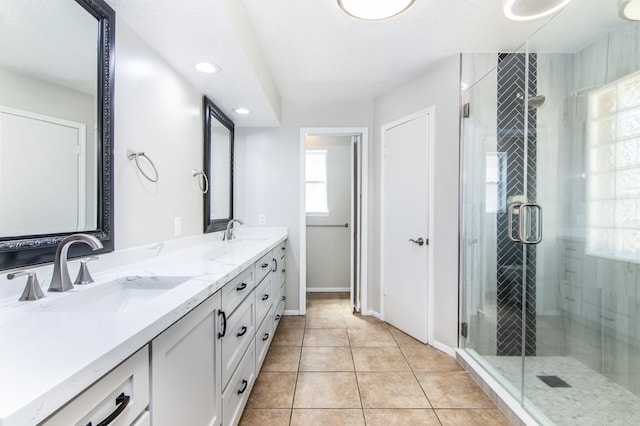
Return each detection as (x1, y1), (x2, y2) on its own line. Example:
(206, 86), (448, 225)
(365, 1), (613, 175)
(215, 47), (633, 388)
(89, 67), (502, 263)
(0, 0), (115, 270)
(203, 96), (234, 233)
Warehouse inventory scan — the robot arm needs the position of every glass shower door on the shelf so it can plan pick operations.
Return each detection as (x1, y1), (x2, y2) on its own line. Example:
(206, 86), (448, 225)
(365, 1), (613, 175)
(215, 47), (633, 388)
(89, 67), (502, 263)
(460, 49), (534, 403)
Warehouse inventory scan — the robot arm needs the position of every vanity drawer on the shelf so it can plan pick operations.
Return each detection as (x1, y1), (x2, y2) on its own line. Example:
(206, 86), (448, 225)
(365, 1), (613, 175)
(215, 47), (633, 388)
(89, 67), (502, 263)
(255, 306), (273, 370)
(275, 240), (286, 260)
(222, 267), (254, 315)
(255, 274), (273, 326)
(42, 346), (149, 426)
(255, 251), (273, 285)
(222, 294), (256, 387)
(273, 299), (284, 329)
(223, 341), (256, 426)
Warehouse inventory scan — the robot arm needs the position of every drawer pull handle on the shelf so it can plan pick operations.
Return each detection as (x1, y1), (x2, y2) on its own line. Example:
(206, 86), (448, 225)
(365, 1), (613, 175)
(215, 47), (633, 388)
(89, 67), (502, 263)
(237, 325), (248, 337)
(262, 294), (270, 301)
(237, 379), (249, 395)
(218, 310), (227, 338)
(282, 268), (286, 273)
(86, 392), (130, 426)
(262, 333), (270, 341)
(274, 314), (281, 321)
(272, 258), (278, 272)
(236, 282), (247, 292)
(282, 296), (286, 301)
(565, 297), (576, 302)
(261, 263), (269, 269)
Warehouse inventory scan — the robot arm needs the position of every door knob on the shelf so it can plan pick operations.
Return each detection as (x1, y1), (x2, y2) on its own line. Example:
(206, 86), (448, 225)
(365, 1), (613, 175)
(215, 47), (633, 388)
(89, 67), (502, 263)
(409, 238), (427, 246)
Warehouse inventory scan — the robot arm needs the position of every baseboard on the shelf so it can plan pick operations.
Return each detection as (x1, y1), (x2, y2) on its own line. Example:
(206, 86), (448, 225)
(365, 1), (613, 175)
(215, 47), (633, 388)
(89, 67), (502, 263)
(431, 340), (456, 357)
(306, 287), (350, 293)
(283, 310), (300, 315)
(366, 310), (383, 320)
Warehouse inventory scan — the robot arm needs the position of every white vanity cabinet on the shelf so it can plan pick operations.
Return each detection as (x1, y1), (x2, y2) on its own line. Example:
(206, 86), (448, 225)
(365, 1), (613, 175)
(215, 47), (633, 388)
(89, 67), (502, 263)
(150, 292), (222, 426)
(41, 347), (150, 426)
(29, 236), (288, 426)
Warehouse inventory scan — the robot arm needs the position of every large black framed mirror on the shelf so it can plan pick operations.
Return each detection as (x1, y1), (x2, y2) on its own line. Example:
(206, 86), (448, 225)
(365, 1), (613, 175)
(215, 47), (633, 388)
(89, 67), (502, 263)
(203, 97), (234, 233)
(0, 0), (115, 270)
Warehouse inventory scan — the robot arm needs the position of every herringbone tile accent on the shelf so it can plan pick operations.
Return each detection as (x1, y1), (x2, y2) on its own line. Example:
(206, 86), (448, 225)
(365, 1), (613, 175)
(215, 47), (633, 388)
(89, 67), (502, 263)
(495, 53), (537, 357)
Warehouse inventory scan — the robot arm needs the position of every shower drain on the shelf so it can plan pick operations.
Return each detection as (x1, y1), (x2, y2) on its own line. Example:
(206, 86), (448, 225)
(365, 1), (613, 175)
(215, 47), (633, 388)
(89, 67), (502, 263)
(537, 375), (571, 388)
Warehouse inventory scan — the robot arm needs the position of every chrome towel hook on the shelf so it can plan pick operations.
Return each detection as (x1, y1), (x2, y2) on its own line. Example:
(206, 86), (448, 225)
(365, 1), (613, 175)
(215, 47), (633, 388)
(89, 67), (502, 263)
(127, 149), (159, 183)
(192, 169), (209, 194)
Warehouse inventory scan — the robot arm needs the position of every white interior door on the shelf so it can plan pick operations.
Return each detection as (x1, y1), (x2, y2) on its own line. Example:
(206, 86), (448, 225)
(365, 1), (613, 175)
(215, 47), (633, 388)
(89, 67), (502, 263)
(381, 111), (430, 343)
(0, 109), (84, 237)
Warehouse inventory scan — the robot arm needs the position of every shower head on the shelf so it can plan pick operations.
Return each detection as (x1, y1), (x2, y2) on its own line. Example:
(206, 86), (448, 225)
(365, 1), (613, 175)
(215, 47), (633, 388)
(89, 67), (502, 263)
(516, 92), (546, 110)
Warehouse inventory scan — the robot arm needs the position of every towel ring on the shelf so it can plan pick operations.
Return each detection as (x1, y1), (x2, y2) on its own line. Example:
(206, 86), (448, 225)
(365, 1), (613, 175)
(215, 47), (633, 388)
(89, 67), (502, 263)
(192, 169), (209, 194)
(127, 149), (159, 183)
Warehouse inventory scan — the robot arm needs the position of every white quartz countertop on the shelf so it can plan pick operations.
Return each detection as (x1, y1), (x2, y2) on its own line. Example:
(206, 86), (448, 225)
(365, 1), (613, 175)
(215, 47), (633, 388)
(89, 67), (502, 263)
(0, 227), (287, 426)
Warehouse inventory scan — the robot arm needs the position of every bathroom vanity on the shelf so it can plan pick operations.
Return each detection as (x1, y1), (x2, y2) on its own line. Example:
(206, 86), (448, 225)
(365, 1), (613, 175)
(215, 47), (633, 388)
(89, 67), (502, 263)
(0, 227), (287, 426)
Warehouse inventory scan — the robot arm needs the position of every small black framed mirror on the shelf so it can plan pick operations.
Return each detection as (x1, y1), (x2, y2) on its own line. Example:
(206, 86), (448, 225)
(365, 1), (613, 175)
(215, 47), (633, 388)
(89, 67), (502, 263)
(0, 0), (115, 270)
(203, 97), (234, 233)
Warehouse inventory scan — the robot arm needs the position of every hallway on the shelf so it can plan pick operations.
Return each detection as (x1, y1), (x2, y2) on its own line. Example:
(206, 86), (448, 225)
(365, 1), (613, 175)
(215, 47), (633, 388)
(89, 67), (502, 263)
(240, 293), (511, 425)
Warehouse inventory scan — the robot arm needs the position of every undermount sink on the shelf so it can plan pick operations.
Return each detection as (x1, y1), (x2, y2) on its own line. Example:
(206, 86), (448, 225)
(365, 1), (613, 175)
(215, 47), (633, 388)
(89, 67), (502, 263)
(31, 276), (192, 313)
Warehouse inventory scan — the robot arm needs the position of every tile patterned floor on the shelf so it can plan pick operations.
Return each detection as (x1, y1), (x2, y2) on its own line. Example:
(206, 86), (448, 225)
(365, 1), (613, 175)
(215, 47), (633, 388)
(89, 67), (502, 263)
(240, 292), (511, 425)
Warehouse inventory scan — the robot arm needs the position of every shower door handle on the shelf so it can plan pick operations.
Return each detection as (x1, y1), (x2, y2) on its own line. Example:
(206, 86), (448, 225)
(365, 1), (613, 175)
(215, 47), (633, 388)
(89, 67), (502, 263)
(507, 203), (521, 243)
(519, 203), (542, 245)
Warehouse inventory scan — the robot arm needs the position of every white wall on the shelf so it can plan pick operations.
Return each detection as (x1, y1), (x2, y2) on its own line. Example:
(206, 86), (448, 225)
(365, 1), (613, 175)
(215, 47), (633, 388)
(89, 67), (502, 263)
(373, 55), (461, 349)
(235, 99), (373, 311)
(305, 135), (351, 290)
(113, 18), (203, 249)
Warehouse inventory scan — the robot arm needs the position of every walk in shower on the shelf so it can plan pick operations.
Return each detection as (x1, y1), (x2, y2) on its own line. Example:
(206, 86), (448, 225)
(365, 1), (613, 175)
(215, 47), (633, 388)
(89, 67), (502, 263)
(460, 0), (640, 424)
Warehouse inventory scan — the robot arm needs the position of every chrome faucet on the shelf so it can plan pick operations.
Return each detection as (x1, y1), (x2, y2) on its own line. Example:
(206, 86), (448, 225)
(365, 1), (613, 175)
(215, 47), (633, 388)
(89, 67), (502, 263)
(223, 219), (244, 241)
(48, 234), (103, 292)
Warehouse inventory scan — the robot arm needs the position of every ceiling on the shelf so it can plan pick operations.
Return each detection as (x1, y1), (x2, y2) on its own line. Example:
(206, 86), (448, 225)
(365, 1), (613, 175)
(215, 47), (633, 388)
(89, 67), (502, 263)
(103, 0), (614, 127)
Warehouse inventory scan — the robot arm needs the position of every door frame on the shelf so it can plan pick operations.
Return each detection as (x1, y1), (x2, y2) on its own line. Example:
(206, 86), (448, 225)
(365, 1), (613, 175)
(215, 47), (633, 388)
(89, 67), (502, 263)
(299, 127), (369, 315)
(380, 107), (435, 344)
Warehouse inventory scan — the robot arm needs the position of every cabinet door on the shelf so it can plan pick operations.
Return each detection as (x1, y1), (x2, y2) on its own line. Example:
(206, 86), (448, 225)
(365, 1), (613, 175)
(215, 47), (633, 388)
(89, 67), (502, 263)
(151, 292), (221, 426)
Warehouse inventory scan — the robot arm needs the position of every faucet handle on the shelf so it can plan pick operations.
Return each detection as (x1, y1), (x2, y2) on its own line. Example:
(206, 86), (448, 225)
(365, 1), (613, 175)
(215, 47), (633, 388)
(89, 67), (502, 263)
(8, 270), (46, 301)
(74, 256), (99, 285)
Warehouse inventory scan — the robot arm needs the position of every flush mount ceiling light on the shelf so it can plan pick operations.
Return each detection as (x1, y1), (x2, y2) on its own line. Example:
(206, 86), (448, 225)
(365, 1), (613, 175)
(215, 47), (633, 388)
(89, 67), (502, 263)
(624, 0), (640, 20)
(233, 108), (250, 115)
(195, 62), (220, 74)
(338, 0), (415, 20)
(503, 0), (573, 21)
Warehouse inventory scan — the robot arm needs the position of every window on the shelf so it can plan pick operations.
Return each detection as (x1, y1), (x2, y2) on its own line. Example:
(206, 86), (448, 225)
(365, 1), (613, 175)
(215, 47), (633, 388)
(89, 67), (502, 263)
(486, 152), (507, 213)
(305, 150), (329, 214)
(587, 72), (640, 260)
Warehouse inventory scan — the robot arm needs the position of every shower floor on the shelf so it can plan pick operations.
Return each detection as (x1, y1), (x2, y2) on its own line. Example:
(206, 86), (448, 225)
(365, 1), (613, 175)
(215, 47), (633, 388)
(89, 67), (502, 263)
(483, 355), (640, 425)
(467, 310), (640, 425)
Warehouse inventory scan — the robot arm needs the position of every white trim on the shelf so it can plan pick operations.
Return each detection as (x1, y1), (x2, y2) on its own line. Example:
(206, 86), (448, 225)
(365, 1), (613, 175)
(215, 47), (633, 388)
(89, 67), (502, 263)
(379, 107), (435, 345)
(367, 310), (383, 320)
(306, 287), (350, 292)
(431, 340), (456, 357)
(283, 310), (301, 316)
(299, 127), (369, 316)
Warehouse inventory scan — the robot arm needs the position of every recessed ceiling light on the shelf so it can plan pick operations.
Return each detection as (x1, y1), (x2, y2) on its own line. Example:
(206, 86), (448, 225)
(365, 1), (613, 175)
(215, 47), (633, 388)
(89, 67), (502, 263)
(624, 0), (640, 20)
(234, 108), (251, 115)
(337, 0), (415, 21)
(503, 0), (573, 21)
(195, 62), (220, 74)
